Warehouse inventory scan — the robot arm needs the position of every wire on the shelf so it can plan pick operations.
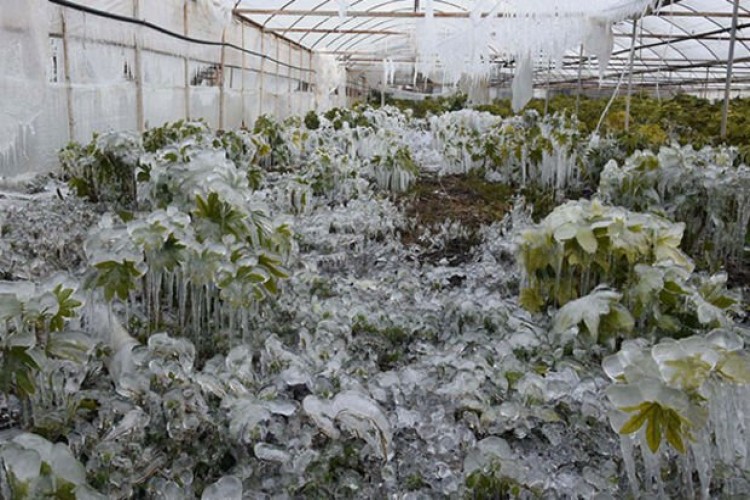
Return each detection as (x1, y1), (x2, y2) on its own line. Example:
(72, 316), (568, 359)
(47, 0), (314, 73)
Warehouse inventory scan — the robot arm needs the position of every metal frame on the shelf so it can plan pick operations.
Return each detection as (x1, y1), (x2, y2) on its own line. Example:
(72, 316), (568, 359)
(234, 0), (750, 93)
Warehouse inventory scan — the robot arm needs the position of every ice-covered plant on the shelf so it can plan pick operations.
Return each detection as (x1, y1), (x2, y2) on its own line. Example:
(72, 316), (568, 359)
(517, 199), (693, 312)
(599, 144), (750, 269)
(369, 145), (418, 193)
(84, 197), (290, 346)
(628, 264), (740, 338)
(604, 329), (750, 497)
(552, 287), (634, 348)
(0, 276), (87, 400)
(0, 432), (102, 499)
(142, 120), (209, 153)
(59, 131), (142, 208)
(254, 115), (292, 167)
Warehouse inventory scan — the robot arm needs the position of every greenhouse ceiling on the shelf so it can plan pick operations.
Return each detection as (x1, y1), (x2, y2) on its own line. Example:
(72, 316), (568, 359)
(235, 0), (750, 92)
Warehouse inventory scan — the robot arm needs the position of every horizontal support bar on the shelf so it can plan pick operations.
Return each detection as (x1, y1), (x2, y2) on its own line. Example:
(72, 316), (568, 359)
(267, 28), (406, 35)
(237, 8), (750, 19)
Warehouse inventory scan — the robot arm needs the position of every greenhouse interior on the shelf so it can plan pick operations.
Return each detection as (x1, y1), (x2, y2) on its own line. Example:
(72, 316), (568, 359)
(2, 0), (750, 498)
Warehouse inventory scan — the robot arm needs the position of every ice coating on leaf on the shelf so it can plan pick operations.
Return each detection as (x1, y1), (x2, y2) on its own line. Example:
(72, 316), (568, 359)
(553, 288), (632, 344)
(303, 391), (392, 460)
(225, 398), (270, 438)
(201, 475), (243, 500)
(0, 444), (41, 483)
(1, 433), (89, 492)
(103, 408), (150, 442)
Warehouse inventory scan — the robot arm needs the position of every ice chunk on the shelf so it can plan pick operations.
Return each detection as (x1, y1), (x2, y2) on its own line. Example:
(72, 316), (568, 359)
(201, 475), (243, 500)
(103, 408), (150, 441)
(254, 443), (291, 464)
(223, 398), (271, 443)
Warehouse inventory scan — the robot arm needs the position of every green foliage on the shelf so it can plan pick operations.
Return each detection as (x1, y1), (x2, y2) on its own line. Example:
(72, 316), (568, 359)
(90, 260), (142, 302)
(464, 463), (540, 499)
(490, 93), (750, 156)
(143, 120), (208, 153)
(0, 346), (40, 398)
(59, 132), (141, 208)
(254, 114), (293, 166)
(0, 280), (86, 403)
(619, 401), (689, 453)
(385, 92), (469, 118)
(304, 110), (321, 130)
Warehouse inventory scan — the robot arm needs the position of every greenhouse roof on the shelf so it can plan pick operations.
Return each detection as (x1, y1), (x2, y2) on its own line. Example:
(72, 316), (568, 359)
(235, 0), (750, 92)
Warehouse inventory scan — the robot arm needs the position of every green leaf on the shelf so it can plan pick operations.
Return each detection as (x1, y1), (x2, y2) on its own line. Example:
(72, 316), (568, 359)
(93, 260), (143, 301)
(645, 406), (663, 453)
(619, 402), (655, 435)
(663, 409), (687, 453)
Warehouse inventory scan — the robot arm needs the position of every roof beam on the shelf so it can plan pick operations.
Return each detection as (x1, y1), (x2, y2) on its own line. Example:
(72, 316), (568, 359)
(235, 8), (750, 19)
(266, 28), (406, 35)
(613, 33), (750, 42)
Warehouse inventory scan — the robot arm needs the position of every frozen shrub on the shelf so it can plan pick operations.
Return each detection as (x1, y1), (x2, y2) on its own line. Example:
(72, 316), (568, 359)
(517, 199), (692, 312)
(599, 144), (750, 269)
(604, 329), (750, 497)
(59, 132), (142, 208)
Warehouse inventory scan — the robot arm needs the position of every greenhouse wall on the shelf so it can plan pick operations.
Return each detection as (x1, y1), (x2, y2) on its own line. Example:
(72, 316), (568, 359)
(0, 0), (346, 177)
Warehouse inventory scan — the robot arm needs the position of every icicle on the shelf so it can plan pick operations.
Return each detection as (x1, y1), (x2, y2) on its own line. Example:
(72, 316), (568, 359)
(619, 435), (639, 497)
(690, 430), (713, 500)
(640, 442), (663, 496)
(512, 55), (534, 112)
(680, 448), (695, 499)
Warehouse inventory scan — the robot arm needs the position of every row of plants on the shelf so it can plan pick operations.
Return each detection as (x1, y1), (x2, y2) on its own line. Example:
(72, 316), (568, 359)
(516, 195), (749, 493)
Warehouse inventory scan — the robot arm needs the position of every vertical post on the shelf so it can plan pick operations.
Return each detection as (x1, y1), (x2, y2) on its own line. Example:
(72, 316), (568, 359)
(544, 60), (551, 116)
(259, 33), (265, 116)
(624, 19), (638, 132)
(218, 28), (227, 129)
(721, 0), (740, 140)
(276, 38), (281, 117)
(61, 9), (76, 142)
(309, 51), (314, 110)
(703, 66), (710, 100)
(288, 43), (293, 117)
(241, 24), (246, 127)
(133, 0), (145, 132)
(184, 1), (190, 119)
(575, 45), (584, 116)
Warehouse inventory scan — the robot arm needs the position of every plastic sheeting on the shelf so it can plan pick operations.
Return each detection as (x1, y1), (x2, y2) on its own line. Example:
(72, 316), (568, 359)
(0, 0), (322, 177)
(0, 0), (49, 177)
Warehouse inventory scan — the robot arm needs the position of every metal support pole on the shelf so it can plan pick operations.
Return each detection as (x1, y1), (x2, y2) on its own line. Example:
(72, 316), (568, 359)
(241, 24), (246, 127)
(276, 39), (281, 117)
(544, 61), (551, 116)
(575, 45), (584, 116)
(61, 9), (76, 142)
(183, 1), (191, 120)
(721, 0), (741, 140)
(219, 28), (227, 129)
(259, 33), (266, 116)
(309, 51), (314, 110)
(288, 43), (293, 117)
(133, 0), (145, 132)
(624, 19), (638, 132)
